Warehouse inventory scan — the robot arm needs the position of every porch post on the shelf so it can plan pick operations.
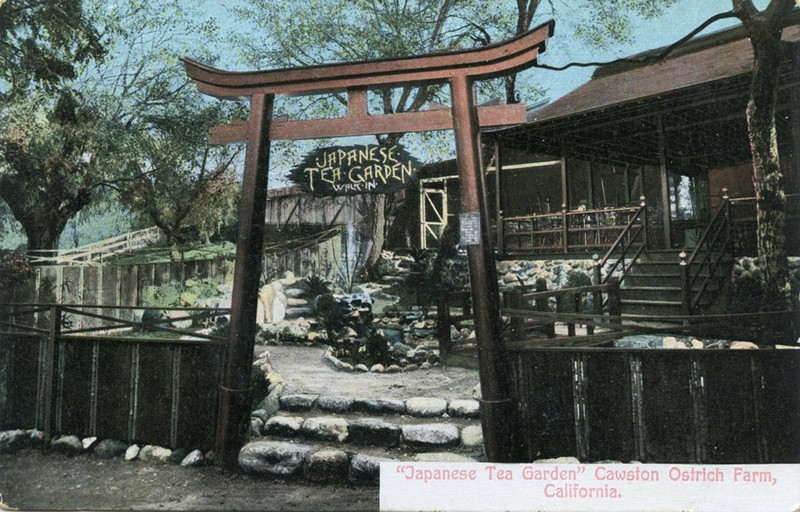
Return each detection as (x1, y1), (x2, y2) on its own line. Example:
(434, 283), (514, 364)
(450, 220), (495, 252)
(657, 114), (672, 248)
(450, 74), (518, 463)
(216, 93), (274, 469)
(560, 139), (569, 210)
(494, 141), (504, 256)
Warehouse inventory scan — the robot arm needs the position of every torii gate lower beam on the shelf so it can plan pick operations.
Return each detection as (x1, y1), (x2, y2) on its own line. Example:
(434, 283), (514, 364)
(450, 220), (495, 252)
(184, 20), (554, 468)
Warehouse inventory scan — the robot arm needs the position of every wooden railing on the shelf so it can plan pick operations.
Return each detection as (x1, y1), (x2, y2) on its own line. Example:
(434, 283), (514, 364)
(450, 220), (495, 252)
(593, 198), (648, 287)
(26, 227), (162, 265)
(680, 190), (734, 314)
(436, 290), (474, 359)
(501, 204), (644, 255)
(502, 279), (624, 348)
(436, 279), (626, 352)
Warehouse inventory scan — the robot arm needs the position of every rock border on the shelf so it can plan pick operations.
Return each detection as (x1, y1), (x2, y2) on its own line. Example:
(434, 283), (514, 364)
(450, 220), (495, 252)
(323, 346), (439, 373)
(0, 430), (212, 468)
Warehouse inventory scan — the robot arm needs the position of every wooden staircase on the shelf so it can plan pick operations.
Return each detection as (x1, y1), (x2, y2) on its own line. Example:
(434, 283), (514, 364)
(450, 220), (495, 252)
(604, 191), (735, 326)
(619, 250), (685, 319)
(618, 249), (729, 322)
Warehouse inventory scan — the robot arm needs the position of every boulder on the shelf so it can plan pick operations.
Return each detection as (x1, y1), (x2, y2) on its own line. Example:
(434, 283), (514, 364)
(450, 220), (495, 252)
(663, 337), (687, 349)
(460, 425), (483, 447)
(280, 394), (317, 411)
(352, 399), (406, 415)
(285, 288), (307, 299)
(250, 417), (264, 438)
(448, 399), (481, 418)
(315, 396), (355, 414)
(300, 417), (349, 442)
(52, 435), (83, 455)
(303, 450), (349, 483)
(348, 419), (402, 446)
(238, 441), (313, 477)
(533, 456), (581, 464)
(125, 444), (140, 461)
(263, 416), (304, 437)
(285, 306), (314, 319)
(405, 397), (447, 417)
(180, 449), (206, 467)
(139, 445), (172, 463)
(348, 454), (387, 486)
(167, 448), (190, 465)
(413, 453), (477, 462)
(401, 424), (460, 449)
(0, 430), (43, 454)
(731, 341), (759, 350)
(94, 439), (129, 459)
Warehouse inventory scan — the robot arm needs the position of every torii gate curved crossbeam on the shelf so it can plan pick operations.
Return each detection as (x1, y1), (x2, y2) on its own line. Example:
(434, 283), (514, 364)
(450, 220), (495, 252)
(184, 20), (555, 469)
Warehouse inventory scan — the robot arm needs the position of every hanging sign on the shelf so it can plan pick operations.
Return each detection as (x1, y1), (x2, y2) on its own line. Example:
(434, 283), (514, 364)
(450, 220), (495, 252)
(288, 144), (420, 196)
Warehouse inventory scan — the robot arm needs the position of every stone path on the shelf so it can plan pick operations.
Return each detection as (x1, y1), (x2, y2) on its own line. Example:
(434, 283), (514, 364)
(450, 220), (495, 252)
(261, 344), (480, 400)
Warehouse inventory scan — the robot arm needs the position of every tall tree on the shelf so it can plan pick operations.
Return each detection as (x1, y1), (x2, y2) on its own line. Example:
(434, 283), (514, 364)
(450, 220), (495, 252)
(731, 0), (796, 338)
(0, 90), (131, 252)
(0, 0), (103, 101)
(120, 101), (243, 246)
(0, 0), (236, 253)
(231, 0), (678, 269)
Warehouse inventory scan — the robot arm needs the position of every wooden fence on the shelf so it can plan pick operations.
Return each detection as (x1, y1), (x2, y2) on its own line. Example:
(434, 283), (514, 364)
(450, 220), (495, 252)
(507, 347), (800, 463)
(3, 228), (343, 323)
(0, 305), (225, 450)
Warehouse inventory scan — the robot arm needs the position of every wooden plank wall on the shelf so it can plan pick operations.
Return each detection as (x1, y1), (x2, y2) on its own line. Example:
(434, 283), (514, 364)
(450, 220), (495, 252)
(509, 348), (800, 464)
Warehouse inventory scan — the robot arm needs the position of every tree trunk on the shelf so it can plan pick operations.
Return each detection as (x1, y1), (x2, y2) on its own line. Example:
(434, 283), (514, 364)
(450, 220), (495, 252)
(743, 15), (793, 341)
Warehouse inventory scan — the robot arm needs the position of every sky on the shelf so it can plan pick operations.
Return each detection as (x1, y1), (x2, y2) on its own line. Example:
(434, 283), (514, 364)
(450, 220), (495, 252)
(204, 0), (771, 104)
(516, 0), (771, 102)
(192, 0), (772, 184)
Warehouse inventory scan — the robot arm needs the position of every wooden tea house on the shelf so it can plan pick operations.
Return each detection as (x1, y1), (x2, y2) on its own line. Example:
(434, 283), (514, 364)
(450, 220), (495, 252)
(471, 19), (800, 319)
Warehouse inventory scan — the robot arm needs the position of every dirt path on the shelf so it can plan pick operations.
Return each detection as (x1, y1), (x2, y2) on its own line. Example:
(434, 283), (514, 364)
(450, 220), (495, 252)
(262, 344), (480, 400)
(0, 449), (378, 511)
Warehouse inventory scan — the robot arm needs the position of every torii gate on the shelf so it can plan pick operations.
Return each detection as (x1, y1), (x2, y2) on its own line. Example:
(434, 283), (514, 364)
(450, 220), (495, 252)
(183, 20), (555, 468)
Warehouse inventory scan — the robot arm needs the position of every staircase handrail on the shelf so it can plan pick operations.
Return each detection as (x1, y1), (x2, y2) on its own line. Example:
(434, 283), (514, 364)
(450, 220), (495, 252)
(595, 198), (647, 286)
(683, 190), (733, 314)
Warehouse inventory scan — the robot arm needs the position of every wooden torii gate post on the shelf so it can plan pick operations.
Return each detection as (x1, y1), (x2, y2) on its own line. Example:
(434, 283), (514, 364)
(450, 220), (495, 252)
(183, 20), (555, 468)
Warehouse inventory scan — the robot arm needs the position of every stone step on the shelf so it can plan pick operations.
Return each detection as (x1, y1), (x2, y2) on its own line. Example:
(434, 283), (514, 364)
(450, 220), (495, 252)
(255, 412), (482, 451)
(238, 439), (484, 486)
(274, 394), (481, 419)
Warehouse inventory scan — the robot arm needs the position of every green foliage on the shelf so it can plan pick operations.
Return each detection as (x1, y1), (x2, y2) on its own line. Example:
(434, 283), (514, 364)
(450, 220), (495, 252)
(571, 0), (680, 50)
(303, 275), (332, 298)
(0, 252), (35, 285)
(565, 269), (592, 288)
(0, 90), (133, 251)
(0, 0), (104, 101)
(141, 277), (222, 309)
(313, 293), (351, 343)
(141, 283), (182, 309)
